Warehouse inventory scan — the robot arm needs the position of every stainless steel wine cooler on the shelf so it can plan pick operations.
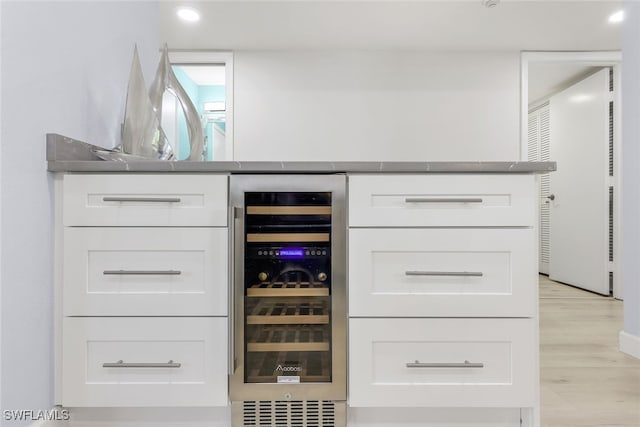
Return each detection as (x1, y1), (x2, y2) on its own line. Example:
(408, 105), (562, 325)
(230, 175), (346, 427)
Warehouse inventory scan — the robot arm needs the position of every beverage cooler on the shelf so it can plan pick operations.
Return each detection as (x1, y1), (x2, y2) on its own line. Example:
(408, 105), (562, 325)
(230, 175), (346, 427)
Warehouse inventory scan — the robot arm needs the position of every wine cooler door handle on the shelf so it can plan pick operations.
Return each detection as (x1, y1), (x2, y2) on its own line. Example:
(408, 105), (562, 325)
(102, 360), (181, 368)
(406, 360), (484, 368)
(229, 206), (240, 375)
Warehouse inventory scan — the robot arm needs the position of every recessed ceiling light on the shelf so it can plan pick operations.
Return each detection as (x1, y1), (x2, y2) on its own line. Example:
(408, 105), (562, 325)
(177, 7), (200, 23)
(608, 10), (624, 23)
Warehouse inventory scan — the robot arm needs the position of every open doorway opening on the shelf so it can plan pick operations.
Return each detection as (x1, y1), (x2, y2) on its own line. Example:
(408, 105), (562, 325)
(521, 52), (622, 299)
(166, 51), (234, 161)
(171, 64), (226, 161)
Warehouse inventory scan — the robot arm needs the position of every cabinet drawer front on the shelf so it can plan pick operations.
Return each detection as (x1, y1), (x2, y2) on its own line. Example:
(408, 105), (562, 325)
(349, 318), (536, 408)
(64, 228), (228, 316)
(349, 228), (537, 317)
(349, 228), (536, 317)
(62, 317), (228, 407)
(63, 174), (228, 226)
(348, 174), (535, 227)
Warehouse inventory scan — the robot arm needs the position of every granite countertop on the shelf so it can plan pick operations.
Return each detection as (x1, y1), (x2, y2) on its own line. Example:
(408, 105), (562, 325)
(46, 134), (557, 174)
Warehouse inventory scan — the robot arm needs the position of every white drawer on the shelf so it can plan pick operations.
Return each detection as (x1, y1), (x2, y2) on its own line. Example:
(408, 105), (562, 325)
(63, 174), (228, 226)
(63, 228), (228, 316)
(349, 318), (536, 408)
(62, 317), (228, 407)
(348, 228), (536, 317)
(348, 174), (535, 227)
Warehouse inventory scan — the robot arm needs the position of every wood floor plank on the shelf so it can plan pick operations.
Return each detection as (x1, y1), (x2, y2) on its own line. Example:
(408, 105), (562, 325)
(539, 275), (640, 426)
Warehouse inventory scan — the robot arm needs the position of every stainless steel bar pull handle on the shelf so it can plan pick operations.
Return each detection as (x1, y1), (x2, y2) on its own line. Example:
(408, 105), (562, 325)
(229, 206), (240, 376)
(406, 360), (484, 368)
(405, 271), (483, 277)
(102, 360), (181, 368)
(103, 270), (182, 276)
(103, 196), (181, 203)
(405, 197), (483, 203)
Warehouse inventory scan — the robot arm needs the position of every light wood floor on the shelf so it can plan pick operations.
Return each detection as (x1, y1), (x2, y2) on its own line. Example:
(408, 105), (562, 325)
(540, 275), (640, 426)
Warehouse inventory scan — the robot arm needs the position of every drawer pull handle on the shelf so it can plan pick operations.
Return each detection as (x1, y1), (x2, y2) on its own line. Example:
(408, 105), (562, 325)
(102, 360), (182, 368)
(405, 197), (483, 204)
(406, 360), (484, 368)
(103, 270), (182, 276)
(102, 197), (182, 203)
(405, 271), (483, 277)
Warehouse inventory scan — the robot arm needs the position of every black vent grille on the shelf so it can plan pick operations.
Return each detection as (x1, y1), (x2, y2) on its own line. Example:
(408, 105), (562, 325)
(242, 400), (337, 427)
(609, 67), (614, 92)
(609, 271), (614, 296)
(609, 101), (614, 177)
(609, 186), (614, 262)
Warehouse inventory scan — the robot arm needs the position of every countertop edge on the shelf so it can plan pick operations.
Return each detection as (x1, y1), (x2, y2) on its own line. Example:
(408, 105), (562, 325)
(46, 134), (557, 174)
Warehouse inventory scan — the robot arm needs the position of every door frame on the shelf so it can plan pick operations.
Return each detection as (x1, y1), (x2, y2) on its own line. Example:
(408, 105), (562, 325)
(520, 51), (622, 298)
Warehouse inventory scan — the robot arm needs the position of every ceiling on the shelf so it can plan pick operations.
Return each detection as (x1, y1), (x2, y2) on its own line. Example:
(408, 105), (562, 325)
(159, 1), (622, 51)
(528, 63), (603, 105)
(160, 1), (623, 103)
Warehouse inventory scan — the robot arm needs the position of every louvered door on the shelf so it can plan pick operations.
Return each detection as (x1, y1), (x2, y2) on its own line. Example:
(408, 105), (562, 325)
(528, 102), (551, 274)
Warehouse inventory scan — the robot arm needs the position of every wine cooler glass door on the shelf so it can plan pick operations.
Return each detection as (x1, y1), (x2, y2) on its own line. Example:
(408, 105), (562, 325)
(230, 175), (346, 402)
(244, 191), (332, 384)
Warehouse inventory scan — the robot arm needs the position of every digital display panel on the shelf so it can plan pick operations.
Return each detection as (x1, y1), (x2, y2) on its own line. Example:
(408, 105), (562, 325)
(279, 248), (304, 258)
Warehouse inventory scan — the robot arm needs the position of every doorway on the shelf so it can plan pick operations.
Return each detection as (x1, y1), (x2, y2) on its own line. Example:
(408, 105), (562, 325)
(521, 51), (622, 299)
(167, 51), (234, 161)
(170, 64), (227, 161)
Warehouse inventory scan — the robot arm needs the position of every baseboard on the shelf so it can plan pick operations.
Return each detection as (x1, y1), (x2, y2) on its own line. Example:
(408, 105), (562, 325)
(619, 330), (640, 359)
(64, 407), (230, 426)
(348, 407), (523, 427)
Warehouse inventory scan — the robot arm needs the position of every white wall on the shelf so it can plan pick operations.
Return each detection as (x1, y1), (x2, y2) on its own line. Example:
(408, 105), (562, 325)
(234, 50), (521, 161)
(622, 1), (640, 351)
(0, 1), (159, 422)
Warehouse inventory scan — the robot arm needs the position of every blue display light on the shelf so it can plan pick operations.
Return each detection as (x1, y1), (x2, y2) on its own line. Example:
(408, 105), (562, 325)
(279, 248), (305, 258)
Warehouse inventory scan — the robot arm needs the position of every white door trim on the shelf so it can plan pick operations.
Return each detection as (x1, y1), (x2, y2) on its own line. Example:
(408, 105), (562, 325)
(520, 51), (622, 161)
(520, 51), (623, 299)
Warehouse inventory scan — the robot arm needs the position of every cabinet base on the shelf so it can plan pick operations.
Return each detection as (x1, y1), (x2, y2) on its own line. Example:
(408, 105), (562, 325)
(348, 407), (527, 427)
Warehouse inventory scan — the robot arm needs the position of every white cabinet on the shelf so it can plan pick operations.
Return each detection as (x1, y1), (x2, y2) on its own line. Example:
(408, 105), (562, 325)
(349, 174), (535, 227)
(348, 318), (536, 408)
(57, 174), (230, 408)
(53, 171), (540, 424)
(347, 174), (539, 423)
(349, 228), (536, 317)
(63, 173), (228, 226)
(62, 317), (228, 407)
(64, 227), (228, 316)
